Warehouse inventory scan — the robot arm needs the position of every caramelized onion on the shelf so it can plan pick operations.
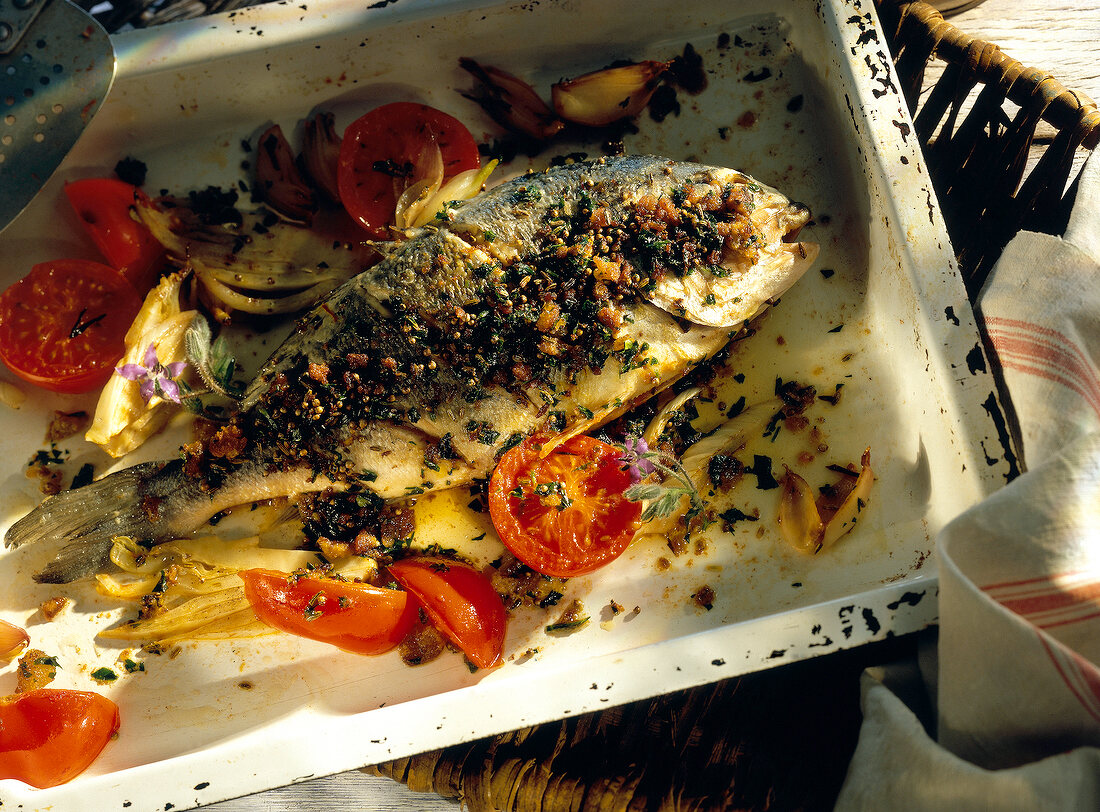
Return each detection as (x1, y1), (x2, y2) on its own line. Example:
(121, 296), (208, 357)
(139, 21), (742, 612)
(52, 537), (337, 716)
(0, 618), (30, 661)
(552, 61), (668, 127)
(0, 380), (25, 410)
(136, 196), (369, 319)
(680, 399), (781, 481)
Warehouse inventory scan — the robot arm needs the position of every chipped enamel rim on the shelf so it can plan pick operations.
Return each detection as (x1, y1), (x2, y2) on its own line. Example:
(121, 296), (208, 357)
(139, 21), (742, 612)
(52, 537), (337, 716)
(0, 0), (1016, 808)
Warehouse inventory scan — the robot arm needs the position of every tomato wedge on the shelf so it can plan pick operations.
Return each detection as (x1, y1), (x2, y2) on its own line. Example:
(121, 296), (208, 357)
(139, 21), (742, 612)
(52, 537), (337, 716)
(0, 688), (120, 789)
(387, 558), (506, 669)
(0, 259), (142, 394)
(64, 178), (165, 292)
(239, 569), (417, 656)
(336, 102), (481, 239)
(488, 435), (642, 578)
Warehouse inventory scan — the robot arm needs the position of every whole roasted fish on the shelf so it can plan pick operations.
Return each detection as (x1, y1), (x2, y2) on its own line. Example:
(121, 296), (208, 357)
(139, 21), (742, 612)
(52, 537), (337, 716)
(6, 155), (818, 583)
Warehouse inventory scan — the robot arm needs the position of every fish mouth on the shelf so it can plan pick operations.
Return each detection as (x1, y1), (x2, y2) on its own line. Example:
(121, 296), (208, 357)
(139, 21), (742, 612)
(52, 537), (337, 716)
(780, 202), (813, 242)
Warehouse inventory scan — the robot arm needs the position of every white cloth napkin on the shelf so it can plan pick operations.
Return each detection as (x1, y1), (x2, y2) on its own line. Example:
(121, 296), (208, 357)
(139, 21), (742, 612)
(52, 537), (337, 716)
(835, 153), (1100, 810)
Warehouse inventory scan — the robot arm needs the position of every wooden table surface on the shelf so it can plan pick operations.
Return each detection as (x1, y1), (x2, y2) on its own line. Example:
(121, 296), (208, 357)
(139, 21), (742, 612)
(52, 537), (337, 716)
(206, 1), (1100, 809)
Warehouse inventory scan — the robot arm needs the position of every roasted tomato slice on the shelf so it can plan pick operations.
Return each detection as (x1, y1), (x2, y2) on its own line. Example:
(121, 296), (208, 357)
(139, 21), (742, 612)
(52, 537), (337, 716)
(488, 435), (642, 578)
(387, 558), (506, 669)
(239, 569), (418, 656)
(0, 688), (120, 789)
(64, 178), (165, 292)
(336, 102), (481, 239)
(0, 259), (142, 394)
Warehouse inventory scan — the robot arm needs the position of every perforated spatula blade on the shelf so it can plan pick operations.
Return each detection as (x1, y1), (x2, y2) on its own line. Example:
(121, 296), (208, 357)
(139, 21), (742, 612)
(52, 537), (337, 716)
(0, 0), (116, 232)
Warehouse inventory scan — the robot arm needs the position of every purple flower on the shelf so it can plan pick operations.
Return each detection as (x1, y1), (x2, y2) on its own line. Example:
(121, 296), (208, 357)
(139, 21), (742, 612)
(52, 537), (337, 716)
(619, 436), (656, 483)
(117, 343), (187, 404)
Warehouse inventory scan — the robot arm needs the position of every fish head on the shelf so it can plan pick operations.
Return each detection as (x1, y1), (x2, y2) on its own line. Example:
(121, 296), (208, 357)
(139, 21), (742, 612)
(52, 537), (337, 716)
(638, 169), (818, 328)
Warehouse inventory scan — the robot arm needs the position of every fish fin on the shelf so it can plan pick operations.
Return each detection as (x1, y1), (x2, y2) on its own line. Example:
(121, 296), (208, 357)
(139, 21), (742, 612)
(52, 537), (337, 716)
(5, 460), (188, 584)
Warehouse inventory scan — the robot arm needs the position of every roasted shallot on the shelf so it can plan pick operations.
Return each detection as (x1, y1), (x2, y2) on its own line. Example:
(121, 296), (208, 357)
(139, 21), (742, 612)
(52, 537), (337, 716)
(254, 124), (318, 225)
(552, 61), (668, 127)
(777, 449), (873, 553)
(460, 58), (564, 140)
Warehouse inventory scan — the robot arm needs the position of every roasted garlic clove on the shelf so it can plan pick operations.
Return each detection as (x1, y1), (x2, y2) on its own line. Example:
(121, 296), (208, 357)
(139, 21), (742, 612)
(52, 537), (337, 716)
(551, 61), (668, 127)
(777, 466), (826, 554)
(460, 57), (564, 140)
(0, 619), (30, 662)
(0, 379), (25, 410)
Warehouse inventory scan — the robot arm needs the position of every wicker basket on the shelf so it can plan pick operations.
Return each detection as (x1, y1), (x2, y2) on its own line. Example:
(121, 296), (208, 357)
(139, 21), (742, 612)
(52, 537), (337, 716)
(365, 636), (915, 812)
(877, 1), (1099, 297)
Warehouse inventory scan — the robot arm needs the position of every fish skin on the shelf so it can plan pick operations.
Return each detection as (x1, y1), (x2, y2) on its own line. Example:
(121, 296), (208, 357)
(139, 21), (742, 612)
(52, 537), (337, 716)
(5, 155), (818, 583)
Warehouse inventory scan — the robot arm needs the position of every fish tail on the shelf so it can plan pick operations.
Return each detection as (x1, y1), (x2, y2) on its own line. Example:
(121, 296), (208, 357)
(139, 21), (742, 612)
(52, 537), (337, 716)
(5, 460), (190, 584)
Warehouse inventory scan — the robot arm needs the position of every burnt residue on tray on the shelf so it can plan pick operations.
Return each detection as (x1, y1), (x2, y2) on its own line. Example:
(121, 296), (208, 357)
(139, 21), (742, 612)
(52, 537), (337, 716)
(982, 391), (1022, 481)
(886, 590), (926, 610)
(966, 343), (987, 375)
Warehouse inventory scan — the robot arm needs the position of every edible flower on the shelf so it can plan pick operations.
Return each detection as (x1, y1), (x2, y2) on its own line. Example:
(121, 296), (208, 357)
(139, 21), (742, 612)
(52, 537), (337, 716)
(618, 436), (705, 525)
(618, 436), (656, 483)
(117, 343), (186, 404)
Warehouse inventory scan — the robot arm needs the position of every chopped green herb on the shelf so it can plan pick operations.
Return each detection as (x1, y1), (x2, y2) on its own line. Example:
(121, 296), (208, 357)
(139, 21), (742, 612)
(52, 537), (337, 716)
(533, 480), (573, 511)
(818, 384), (844, 405)
(303, 591), (326, 621)
(70, 463), (95, 490)
(538, 590), (564, 609)
(718, 506), (758, 526)
(545, 616), (589, 633)
(748, 455), (779, 490)
(183, 315), (245, 401)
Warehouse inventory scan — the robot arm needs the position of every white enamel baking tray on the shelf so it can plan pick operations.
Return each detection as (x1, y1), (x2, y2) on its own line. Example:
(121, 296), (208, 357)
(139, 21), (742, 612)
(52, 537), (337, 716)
(0, 0), (1017, 808)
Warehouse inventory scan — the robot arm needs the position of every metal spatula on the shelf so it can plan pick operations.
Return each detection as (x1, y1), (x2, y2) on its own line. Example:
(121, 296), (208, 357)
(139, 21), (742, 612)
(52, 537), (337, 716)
(0, 0), (116, 232)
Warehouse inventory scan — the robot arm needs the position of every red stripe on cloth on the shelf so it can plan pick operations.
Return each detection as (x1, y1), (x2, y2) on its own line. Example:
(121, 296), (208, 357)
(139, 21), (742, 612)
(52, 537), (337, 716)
(996, 580), (1100, 618)
(984, 317), (1100, 409)
(1040, 607), (1100, 630)
(1038, 634), (1100, 724)
(982, 572), (1089, 593)
(986, 333), (1100, 417)
(984, 316), (1096, 374)
(996, 358), (1100, 422)
(991, 338), (1100, 406)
